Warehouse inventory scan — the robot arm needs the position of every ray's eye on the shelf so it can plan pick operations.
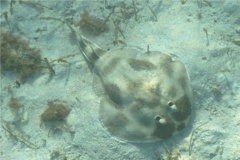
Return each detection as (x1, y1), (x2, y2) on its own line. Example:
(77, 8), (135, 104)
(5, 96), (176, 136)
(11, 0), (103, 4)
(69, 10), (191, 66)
(168, 101), (178, 111)
(155, 115), (167, 124)
(168, 101), (174, 107)
(155, 115), (161, 121)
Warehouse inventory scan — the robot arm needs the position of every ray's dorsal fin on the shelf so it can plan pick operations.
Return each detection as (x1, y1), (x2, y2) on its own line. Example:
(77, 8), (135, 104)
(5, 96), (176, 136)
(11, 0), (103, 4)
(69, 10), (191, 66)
(66, 22), (106, 65)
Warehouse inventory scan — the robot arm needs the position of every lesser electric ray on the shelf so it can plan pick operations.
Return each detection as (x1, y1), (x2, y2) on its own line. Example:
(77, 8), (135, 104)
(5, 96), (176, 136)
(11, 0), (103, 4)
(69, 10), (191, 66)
(67, 24), (192, 143)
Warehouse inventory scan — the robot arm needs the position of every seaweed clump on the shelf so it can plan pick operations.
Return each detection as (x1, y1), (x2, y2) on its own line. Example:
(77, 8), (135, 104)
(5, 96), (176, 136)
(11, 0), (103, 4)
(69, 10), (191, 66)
(8, 96), (25, 120)
(0, 30), (42, 83)
(8, 96), (23, 114)
(40, 100), (72, 135)
(76, 11), (109, 35)
(8, 96), (23, 111)
(40, 100), (71, 123)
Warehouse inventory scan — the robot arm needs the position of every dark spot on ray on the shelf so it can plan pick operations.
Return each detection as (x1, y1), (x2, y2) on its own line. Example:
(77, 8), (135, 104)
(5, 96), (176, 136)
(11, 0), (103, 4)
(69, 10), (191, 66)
(128, 59), (156, 71)
(104, 96), (123, 110)
(152, 119), (175, 139)
(104, 113), (129, 134)
(178, 73), (189, 91)
(105, 83), (123, 105)
(171, 95), (191, 121)
(160, 63), (174, 76)
(177, 123), (185, 131)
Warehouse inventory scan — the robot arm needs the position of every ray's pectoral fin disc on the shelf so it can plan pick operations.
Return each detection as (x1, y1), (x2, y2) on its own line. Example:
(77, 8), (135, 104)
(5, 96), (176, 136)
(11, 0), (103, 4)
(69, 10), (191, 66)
(97, 51), (192, 143)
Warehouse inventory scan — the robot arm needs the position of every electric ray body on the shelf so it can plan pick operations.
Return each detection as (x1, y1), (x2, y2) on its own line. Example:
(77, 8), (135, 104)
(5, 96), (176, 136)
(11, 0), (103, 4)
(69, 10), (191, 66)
(67, 24), (192, 143)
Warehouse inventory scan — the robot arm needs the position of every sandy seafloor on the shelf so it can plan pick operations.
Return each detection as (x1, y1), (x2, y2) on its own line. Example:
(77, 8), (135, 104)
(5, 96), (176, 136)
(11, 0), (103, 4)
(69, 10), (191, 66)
(0, 0), (240, 159)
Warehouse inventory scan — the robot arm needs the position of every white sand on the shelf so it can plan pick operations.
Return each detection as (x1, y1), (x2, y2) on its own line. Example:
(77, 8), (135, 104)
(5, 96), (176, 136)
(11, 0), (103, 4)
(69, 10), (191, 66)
(1, 0), (240, 159)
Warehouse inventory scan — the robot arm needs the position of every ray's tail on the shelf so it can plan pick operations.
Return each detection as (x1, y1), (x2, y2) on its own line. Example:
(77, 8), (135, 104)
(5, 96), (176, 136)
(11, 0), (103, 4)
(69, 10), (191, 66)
(66, 22), (106, 65)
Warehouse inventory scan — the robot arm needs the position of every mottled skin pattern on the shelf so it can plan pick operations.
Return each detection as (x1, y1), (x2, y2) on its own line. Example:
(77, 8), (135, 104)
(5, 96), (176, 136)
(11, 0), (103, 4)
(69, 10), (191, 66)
(67, 23), (192, 143)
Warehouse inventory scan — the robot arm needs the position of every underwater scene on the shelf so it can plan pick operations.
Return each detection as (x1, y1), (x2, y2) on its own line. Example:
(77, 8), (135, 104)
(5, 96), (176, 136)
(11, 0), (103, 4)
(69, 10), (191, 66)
(0, 0), (240, 159)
